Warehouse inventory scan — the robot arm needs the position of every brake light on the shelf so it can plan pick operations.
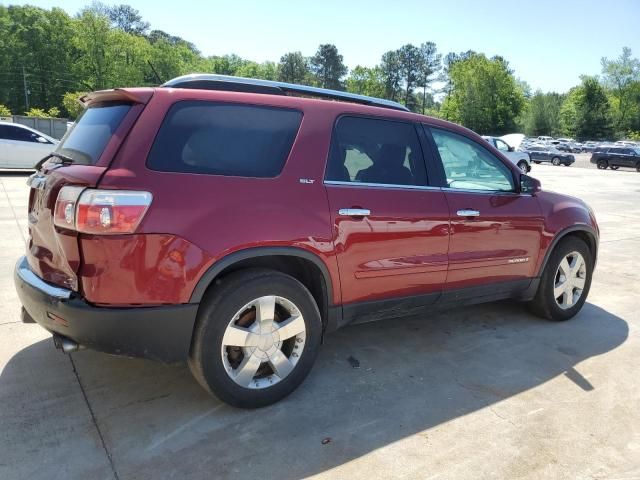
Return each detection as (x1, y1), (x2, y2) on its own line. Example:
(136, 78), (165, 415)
(54, 187), (152, 234)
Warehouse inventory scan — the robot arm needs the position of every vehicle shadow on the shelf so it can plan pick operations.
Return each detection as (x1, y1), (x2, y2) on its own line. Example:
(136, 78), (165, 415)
(1, 301), (628, 479)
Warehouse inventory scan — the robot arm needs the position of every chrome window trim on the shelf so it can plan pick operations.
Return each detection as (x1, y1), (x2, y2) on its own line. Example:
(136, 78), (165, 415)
(323, 180), (441, 191)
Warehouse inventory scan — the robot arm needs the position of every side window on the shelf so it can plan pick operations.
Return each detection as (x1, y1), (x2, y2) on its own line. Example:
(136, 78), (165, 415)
(430, 128), (515, 192)
(325, 116), (427, 186)
(494, 139), (510, 152)
(147, 101), (302, 177)
(2, 126), (36, 142)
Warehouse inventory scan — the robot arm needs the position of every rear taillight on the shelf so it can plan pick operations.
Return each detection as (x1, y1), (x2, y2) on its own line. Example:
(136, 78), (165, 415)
(54, 187), (152, 234)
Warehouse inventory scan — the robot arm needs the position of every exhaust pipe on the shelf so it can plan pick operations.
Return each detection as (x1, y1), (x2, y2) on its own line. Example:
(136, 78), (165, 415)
(53, 334), (81, 354)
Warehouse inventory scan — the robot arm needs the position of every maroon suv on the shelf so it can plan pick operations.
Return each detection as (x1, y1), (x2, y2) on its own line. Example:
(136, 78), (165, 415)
(14, 74), (599, 408)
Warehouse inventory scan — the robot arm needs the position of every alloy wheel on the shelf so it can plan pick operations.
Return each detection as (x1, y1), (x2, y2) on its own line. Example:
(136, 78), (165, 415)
(553, 251), (587, 310)
(221, 295), (306, 389)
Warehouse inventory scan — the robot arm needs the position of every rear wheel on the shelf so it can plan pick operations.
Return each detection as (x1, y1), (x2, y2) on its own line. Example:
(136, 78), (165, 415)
(552, 157), (561, 166)
(597, 159), (608, 169)
(528, 237), (593, 321)
(189, 269), (322, 408)
(517, 161), (529, 173)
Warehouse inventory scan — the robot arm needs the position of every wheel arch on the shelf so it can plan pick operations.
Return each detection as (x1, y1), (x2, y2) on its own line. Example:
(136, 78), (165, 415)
(537, 225), (598, 277)
(190, 247), (336, 331)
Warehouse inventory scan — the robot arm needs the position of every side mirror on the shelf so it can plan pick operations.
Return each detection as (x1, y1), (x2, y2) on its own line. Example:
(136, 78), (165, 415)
(36, 136), (49, 144)
(520, 174), (541, 195)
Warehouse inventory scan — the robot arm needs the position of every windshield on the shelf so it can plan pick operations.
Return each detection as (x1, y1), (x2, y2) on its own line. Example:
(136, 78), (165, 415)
(56, 104), (131, 165)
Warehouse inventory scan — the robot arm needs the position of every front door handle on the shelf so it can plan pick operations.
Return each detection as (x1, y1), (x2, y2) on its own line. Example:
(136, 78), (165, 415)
(339, 208), (371, 217)
(457, 209), (480, 217)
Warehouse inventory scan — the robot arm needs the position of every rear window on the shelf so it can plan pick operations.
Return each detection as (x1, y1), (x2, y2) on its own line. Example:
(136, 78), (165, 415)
(57, 104), (131, 165)
(147, 101), (303, 177)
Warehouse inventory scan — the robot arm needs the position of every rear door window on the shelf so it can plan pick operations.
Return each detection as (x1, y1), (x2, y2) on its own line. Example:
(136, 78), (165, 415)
(57, 104), (131, 165)
(0, 125), (37, 142)
(147, 101), (302, 177)
(325, 116), (427, 186)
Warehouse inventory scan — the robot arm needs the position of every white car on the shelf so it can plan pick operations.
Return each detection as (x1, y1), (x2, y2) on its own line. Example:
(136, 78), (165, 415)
(0, 121), (58, 169)
(482, 135), (532, 173)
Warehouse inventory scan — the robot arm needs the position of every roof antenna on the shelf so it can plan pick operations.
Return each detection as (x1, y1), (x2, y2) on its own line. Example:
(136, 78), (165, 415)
(147, 61), (163, 85)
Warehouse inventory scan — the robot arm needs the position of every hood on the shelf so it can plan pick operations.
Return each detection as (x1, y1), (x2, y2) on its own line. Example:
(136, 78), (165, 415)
(500, 133), (525, 150)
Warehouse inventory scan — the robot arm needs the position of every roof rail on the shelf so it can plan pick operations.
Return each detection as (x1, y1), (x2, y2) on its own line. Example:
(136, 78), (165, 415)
(161, 74), (410, 112)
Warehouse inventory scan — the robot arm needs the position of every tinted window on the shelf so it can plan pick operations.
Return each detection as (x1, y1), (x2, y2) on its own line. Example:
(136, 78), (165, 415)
(58, 104), (131, 165)
(147, 101), (302, 177)
(431, 128), (514, 192)
(0, 125), (37, 142)
(325, 116), (427, 186)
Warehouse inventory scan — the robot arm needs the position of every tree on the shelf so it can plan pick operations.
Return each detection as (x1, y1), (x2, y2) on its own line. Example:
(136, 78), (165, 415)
(0, 104), (11, 116)
(107, 4), (149, 35)
(397, 44), (421, 108)
(560, 76), (612, 140)
(523, 91), (565, 137)
(601, 47), (640, 134)
(380, 50), (402, 101)
(62, 91), (87, 118)
(440, 53), (525, 134)
(345, 66), (386, 98)
(310, 44), (348, 90)
(278, 52), (309, 84)
(416, 42), (441, 114)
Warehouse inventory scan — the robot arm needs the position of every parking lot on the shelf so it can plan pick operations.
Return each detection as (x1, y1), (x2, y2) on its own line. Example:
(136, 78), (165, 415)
(0, 164), (638, 480)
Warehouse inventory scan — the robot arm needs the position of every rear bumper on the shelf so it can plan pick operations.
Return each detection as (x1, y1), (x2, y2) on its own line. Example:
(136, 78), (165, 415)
(14, 256), (198, 363)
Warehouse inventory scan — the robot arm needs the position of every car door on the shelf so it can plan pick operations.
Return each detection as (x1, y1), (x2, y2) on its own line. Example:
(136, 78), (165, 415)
(324, 115), (450, 321)
(426, 126), (545, 298)
(0, 126), (10, 167)
(1, 125), (49, 167)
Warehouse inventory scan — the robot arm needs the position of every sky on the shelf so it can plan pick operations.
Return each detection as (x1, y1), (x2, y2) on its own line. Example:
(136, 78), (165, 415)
(7, 0), (640, 93)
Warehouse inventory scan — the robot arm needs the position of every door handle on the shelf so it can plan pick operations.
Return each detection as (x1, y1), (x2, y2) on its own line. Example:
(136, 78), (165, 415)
(339, 208), (371, 217)
(457, 209), (480, 217)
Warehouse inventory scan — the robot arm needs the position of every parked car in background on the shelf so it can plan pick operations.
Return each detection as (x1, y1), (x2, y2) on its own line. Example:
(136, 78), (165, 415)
(581, 141), (600, 152)
(0, 121), (58, 168)
(590, 146), (640, 171)
(537, 135), (554, 142)
(555, 142), (573, 153)
(14, 74), (599, 408)
(482, 135), (531, 172)
(524, 145), (575, 166)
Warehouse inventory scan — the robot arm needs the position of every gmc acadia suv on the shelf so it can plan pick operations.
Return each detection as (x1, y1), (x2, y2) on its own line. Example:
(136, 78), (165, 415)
(14, 74), (599, 408)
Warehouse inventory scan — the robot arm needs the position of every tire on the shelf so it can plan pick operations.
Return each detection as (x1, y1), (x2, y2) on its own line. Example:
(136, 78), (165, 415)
(189, 269), (322, 408)
(528, 236), (593, 321)
(517, 161), (529, 173)
(533, 161), (541, 164)
(610, 165), (619, 170)
(552, 157), (561, 166)
(597, 159), (608, 169)
(636, 162), (640, 172)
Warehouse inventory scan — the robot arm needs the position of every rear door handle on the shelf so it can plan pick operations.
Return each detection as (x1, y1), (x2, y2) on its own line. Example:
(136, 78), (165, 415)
(457, 209), (480, 217)
(339, 208), (371, 217)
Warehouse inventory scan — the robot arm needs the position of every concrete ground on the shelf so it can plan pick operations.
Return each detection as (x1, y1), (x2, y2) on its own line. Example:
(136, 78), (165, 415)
(0, 164), (638, 480)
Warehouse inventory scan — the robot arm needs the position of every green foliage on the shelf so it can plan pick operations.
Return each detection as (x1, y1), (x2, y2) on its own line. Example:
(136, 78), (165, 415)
(627, 131), (640, 141)
(560, 76), (612, 140)
(345, 66), (386, 98)
(25, 107), (59, 117)
(601, 47), (640, 135)
(62, 91), (87, 119)
(278, 52), (310, 84)
(0, 104), (11, 116)
(310, 44), (347, 90)
(523, 91), (565, 137)
(440, 53), (525, 134)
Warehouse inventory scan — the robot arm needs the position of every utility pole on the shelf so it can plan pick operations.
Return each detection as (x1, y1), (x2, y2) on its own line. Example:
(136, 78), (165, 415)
(22, 67), (29, 111)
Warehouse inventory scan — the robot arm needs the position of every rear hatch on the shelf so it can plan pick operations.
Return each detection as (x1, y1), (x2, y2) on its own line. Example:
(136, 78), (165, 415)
(25, 89), (152, 291)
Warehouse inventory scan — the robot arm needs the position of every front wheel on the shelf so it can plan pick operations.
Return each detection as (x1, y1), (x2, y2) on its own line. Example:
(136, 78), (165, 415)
(517, 161), (529, 173)
(528, 237), (593, 321)
(552, 157), (561, 166)
(597, 159), (608, 169)
(189, 269), (322, 408)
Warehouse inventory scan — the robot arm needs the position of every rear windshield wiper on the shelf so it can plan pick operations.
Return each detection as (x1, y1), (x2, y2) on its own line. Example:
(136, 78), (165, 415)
(35, 152), (75, 171)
